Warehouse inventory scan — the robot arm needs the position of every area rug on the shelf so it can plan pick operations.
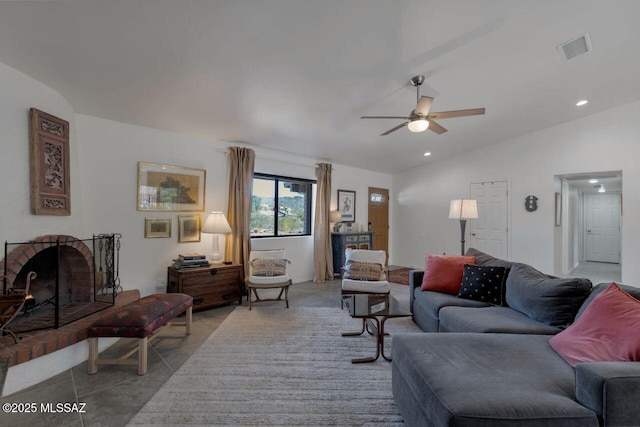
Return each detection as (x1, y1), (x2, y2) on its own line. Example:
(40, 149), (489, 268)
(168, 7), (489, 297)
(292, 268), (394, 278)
(386, 267), (412, 286)
(128, 306), (420, 426)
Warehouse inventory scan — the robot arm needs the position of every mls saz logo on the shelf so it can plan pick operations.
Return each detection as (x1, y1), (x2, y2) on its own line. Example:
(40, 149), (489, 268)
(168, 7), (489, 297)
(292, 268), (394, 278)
(525, 195), (538, 212)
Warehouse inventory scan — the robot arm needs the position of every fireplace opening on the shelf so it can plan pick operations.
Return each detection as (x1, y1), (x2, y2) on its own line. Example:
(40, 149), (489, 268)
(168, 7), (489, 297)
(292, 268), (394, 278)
(1, 234), (120, 335)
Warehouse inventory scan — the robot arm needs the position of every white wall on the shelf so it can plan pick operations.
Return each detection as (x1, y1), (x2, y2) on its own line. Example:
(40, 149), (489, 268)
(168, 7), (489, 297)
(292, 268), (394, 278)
(392, 100), (640, 286)
(250, 152), (393, 281)
(0, 61), (394, 394)
(0, 62), (82, 241)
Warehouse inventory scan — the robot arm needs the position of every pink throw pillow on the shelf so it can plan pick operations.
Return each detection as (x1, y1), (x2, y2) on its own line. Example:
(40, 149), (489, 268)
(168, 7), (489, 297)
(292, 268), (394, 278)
(420, 254), (476, 294)
(549, 282), (640, 367)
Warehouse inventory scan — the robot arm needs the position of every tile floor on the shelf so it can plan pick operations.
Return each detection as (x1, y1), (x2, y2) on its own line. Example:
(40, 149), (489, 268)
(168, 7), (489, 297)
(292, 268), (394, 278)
(569, 261), (622, 285)
(2, 262), (618, 426)
(0, 280), (410, 426)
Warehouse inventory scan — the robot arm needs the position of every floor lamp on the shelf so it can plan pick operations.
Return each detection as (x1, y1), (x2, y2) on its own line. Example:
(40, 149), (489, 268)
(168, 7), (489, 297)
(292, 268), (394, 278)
(449, 199), (478, 255)
(201, 211), (232, 263)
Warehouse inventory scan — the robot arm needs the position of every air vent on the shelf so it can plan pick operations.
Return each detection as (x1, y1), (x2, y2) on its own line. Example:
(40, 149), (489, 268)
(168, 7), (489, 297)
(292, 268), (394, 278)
(557, 33), (592, 60)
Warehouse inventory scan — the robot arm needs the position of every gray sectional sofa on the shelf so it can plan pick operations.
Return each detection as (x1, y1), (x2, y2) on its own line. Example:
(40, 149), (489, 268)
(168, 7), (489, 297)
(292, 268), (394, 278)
(392, 248), (640, 426)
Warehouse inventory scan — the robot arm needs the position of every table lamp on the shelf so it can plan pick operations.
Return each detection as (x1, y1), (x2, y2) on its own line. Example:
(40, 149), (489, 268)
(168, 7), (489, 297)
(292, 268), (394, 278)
(201, 211), (232, 263)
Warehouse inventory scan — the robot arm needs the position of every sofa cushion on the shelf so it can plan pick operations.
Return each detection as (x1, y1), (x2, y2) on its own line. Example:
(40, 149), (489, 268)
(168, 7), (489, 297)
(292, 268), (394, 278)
(439, 306), (561, 334)
(421, 254), (475, 294)
(412, 288), (490, 332)
(392, 333), (599, 426)
(550, 282), (640, 367)
(458, 264), (506, 305)
(464, 247), (496, 265)
(576, 282), (640, 319)
(505, 264), (592, 328)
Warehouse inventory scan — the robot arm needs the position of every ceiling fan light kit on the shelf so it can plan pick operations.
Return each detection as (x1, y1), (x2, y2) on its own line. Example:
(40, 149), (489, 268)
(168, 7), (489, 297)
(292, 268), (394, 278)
(407, 118), (429, 132)
(361, 75), (485, 136)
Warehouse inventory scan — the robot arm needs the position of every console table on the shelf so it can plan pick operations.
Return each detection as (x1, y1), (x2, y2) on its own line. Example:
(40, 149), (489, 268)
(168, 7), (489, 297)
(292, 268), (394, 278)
(331, 232), (373, 277)
(167, 264), (243, 310)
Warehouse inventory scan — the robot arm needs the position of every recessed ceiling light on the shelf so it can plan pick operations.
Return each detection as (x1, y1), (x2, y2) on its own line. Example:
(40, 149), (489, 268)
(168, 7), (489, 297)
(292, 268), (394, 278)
(588, 179), (598, 183)
(576, 100), (588, 106)
(424, 152), (431, 157)
(598, 185), (605, 193)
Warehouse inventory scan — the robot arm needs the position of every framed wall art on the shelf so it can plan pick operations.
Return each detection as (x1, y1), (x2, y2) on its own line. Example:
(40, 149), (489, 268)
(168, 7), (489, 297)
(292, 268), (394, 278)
(178, 215), (201, 243)
(144, 218), (172, 238)
(29, 108), (71, 215)
(337, 189), (356, 222)
(137, 162), (206, 211)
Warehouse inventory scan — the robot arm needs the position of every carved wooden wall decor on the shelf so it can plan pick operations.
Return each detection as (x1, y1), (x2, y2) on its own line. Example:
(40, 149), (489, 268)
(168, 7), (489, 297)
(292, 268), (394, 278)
(29, 108), (71, 215)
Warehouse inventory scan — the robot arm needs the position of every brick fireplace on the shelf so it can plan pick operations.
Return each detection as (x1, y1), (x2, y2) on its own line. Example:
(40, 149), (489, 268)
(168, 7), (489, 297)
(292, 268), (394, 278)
(0, 234), (122, 367)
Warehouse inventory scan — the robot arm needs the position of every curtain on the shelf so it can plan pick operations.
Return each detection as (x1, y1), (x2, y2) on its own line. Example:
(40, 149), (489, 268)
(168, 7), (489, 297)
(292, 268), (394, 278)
(313, 163), (334, 282)
(225, 147), (255, 280)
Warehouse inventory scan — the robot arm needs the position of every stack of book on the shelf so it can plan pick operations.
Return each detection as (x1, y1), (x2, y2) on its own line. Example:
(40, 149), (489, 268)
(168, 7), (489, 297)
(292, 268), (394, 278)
(172, 253), (210, 269)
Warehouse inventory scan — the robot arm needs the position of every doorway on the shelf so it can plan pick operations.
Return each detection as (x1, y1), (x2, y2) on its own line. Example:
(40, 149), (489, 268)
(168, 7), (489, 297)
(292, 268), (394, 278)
(555, 171), (622, 281)
(368, 187), (389, 261)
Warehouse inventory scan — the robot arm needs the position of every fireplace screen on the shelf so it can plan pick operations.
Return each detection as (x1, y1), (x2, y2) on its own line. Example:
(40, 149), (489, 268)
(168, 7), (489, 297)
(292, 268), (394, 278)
(1, 234), (121, 338)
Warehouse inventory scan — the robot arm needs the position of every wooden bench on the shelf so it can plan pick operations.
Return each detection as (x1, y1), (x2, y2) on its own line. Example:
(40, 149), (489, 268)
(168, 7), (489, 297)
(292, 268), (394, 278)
(87, 293), (192, 375)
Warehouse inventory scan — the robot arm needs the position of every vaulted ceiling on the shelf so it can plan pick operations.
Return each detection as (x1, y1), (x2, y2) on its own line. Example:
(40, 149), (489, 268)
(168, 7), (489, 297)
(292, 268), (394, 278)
(1, 1), (639, 174)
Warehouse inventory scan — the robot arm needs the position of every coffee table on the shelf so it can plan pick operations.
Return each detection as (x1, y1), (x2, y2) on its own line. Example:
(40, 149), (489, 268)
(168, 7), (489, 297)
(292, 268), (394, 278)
(341, 293), (411, 363)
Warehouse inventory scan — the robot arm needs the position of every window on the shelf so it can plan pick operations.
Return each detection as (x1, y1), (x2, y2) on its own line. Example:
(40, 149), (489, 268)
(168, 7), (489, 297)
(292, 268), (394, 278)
(250, 173), (314, 237)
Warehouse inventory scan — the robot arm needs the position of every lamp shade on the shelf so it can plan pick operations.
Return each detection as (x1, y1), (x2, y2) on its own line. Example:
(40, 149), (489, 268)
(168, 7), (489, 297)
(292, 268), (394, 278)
(329, 210), (342, 223)
(201, 211), (232, 234)
(448, 199), (478, 220)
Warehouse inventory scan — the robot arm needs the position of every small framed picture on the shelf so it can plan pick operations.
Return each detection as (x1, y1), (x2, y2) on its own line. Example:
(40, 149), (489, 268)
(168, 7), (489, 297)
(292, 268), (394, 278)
(178, 215), (201, 243)
(337, 189), (356, 222)
(144, 218), (172, 238)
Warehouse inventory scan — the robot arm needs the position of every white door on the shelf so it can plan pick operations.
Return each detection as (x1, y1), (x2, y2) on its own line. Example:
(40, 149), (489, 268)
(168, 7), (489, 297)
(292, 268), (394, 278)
(469, 181), (508, 259)
(585, 194), (621, 263)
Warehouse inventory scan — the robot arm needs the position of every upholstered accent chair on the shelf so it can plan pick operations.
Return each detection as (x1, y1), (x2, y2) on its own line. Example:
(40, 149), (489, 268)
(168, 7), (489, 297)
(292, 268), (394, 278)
(341, 248), (390, 296)
(245, 249), (292, 310)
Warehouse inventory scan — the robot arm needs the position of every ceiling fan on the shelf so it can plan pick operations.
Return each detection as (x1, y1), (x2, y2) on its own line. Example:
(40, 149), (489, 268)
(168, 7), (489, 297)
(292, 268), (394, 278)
(361, 75), (485, 136)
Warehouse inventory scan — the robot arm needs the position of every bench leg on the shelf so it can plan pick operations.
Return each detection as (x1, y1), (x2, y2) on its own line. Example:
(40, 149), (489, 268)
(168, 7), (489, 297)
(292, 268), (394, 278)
(138, 336), (148, 375)
(185, 306), (192, 335)
(88, 337), (98, 375)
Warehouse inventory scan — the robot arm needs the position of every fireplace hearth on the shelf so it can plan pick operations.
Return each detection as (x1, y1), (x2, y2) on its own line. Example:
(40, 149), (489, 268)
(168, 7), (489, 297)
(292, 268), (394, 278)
(0, 234), (121, 339)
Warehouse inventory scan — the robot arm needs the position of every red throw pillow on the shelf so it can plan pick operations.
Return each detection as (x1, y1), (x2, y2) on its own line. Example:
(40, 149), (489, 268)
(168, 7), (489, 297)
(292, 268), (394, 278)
(549, 282), (640, 367)
(420, 254), (476, 294)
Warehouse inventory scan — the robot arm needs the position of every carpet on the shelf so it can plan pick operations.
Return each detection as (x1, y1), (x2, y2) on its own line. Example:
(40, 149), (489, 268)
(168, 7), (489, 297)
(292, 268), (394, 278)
(128, 306), (420, 426)
(386, 268), (412, 286)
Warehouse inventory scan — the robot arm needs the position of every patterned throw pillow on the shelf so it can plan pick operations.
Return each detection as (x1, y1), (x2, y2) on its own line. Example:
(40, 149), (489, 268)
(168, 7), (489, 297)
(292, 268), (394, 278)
(457, 264), (506, 305)
(343, 260), (383, 281)
(251, 258), (289, 276)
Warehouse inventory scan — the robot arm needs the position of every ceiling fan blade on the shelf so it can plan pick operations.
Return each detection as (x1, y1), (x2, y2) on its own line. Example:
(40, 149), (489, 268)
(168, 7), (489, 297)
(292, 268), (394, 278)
(361, 115), (411, 119)
(428, 119), (447, 134)
(428, 108), (485, 120)
(413, 96), (434, 116)
(381, 122), (408, 136)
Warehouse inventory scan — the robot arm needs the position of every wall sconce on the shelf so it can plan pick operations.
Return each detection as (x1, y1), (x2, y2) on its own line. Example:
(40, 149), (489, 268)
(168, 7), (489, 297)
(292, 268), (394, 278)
(201, 211), (232, 263)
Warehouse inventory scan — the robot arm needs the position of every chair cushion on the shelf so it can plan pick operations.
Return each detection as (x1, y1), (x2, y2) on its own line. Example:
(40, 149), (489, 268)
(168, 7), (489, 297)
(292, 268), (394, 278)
(345, 248), (386, 264)
(248, 274), (291, 285)
(343, 260), (384, 281)
(250, 258), (289, 276)
(342, 278), (390, 293)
